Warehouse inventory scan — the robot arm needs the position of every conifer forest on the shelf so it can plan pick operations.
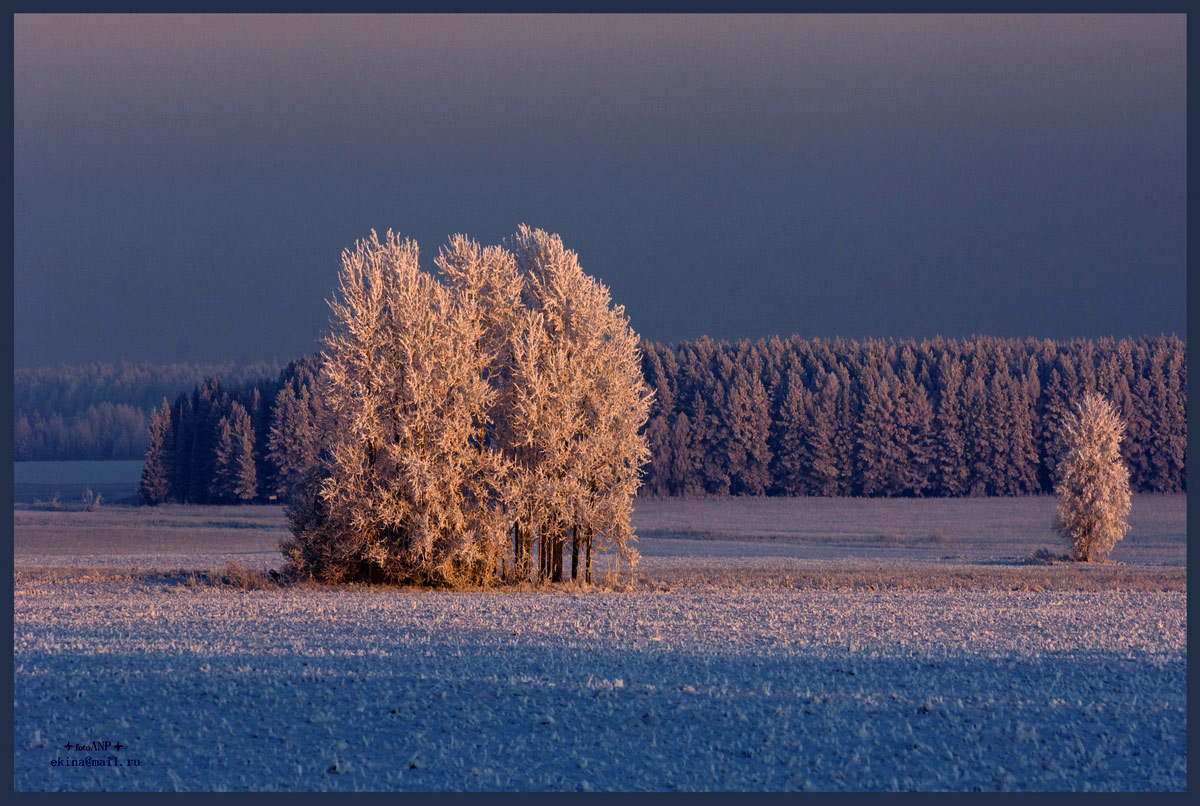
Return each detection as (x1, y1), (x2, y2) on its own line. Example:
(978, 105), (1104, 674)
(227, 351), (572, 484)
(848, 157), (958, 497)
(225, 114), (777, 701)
(123, 334), (1186, 506)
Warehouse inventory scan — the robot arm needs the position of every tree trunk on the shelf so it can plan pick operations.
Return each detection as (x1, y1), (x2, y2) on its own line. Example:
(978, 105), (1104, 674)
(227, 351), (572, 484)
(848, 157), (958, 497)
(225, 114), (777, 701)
(585, 526), (593, 583)
(517, 517), (533, 582)
(552, 524), (563, 583)
(523, 524), (532, 582)
(571, 525), (579, 580)
(539, 520), (547, 582)
(512, 522), (521, 581)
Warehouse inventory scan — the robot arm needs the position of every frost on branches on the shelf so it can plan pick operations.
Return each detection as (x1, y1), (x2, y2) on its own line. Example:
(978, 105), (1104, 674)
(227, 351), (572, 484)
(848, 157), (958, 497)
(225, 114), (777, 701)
(280, 227), (652, 587)
(1053, 392), (1132, 562)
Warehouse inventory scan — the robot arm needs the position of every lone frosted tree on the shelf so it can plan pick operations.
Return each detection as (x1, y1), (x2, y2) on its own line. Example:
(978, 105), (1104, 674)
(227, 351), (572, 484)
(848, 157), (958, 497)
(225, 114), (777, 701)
(1053, 392), (1132, 562)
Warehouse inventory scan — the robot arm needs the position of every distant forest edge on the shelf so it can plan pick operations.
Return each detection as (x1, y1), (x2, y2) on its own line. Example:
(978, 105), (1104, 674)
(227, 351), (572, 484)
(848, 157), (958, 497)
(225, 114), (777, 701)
(16, 335), (1186, 498)
(640, 335), (1185, 496)
(14, 361), (283, 461)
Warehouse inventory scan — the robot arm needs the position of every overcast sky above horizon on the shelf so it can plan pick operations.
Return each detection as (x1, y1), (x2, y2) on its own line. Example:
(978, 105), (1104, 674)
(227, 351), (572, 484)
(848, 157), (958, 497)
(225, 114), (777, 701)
(14, 14), (1185, 367)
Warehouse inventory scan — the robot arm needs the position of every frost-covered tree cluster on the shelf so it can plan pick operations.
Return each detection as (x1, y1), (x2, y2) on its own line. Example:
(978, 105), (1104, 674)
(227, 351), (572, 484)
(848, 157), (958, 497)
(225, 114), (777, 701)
(1053, 393), (1132, 562)
(279, 227), (652, 587)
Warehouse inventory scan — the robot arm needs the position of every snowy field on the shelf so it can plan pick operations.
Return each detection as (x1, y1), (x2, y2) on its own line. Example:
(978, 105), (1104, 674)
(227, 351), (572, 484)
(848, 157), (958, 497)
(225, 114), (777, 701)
(14, 459), (147, 505)
(13, 496), (1187, 791)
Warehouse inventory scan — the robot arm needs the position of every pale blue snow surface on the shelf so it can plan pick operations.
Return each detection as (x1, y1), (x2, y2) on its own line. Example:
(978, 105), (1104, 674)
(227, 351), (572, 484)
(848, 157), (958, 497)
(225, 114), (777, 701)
(14, 579), (1186, 791)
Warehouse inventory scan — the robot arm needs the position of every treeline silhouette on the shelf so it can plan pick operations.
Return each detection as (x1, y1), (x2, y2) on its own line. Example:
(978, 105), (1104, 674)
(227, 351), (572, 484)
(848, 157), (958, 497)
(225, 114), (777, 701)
(640, 335), (1186, 496)
(141, 335), (1184, 504)
(142, 357), (323, 504)
(14, 361), (282, 461)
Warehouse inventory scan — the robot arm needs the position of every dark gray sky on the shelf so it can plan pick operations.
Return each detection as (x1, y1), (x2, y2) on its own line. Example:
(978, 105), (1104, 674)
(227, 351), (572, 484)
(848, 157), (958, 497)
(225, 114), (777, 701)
(14, 14), (1186, 367)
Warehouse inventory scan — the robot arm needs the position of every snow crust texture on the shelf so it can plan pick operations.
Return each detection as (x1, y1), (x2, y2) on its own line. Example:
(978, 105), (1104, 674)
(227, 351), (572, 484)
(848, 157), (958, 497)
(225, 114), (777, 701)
(14, 577), (1185, 791)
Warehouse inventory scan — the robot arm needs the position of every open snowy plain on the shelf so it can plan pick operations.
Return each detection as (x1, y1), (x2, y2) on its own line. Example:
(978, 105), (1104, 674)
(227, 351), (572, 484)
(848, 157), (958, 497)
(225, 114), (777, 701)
(13, 496), (1187, 791)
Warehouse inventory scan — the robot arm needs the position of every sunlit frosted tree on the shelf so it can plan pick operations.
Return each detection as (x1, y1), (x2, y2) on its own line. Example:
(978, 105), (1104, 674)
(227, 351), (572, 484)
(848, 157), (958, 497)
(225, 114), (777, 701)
(283, 231), (501, 585)
(1053, 392), (1132, 562)
(282, 226), (650, 587)
(507, 225), (651, 582)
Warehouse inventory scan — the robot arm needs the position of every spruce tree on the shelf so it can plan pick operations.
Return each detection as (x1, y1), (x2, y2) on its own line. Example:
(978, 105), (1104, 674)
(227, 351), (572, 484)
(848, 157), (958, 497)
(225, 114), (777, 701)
(933, 353), (968, 496)
(961, 360), (991, 495)
(668, 412), (700, 497)
(722, 368), (772, 495)
(895, 367), (934, 495)
(773, 372), (809, 495)
(210, 414), (237, 504)
(267, 386), (304, 499)
(642, 414), (673, 497)
(806, 370), (844, 496)
(138, 398), (173, 504)
(170, 395), (193, 501)
(854, 365), (900, 496)
(1159, 338), (1187, 492)
(230, 402), (258, 502)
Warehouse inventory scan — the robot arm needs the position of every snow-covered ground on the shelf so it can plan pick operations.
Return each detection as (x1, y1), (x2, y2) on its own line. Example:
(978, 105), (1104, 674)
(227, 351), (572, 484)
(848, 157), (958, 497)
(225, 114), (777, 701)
(14, 494), (1186, 570)
(12, 497), (1187, 791)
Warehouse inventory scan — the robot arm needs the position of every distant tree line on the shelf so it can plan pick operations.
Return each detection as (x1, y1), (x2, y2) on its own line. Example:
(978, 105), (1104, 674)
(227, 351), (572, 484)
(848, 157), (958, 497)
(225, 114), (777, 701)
(14, 361), (282, 461)
(640, 335), (1186, 497)
(139, 357), (323, 504)
(140, 334), (1184, 504)
(15, 403), (148, 461)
